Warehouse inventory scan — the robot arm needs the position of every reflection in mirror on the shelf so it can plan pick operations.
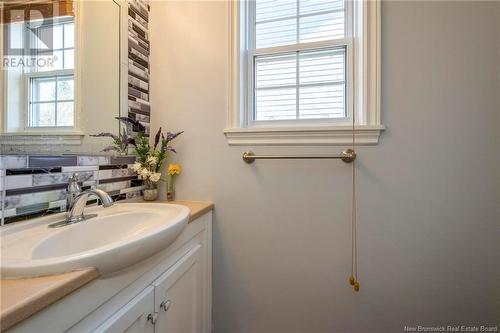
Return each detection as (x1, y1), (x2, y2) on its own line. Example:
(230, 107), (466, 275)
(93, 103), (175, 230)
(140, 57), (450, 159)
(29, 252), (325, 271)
(0, 1), (152, 226)
(0, 0), (124, 153)
(3, 4), (76, 131)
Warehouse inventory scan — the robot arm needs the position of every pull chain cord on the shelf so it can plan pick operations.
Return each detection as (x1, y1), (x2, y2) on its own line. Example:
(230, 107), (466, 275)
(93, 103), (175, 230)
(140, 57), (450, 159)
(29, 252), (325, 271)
(349, 109), (360, 292)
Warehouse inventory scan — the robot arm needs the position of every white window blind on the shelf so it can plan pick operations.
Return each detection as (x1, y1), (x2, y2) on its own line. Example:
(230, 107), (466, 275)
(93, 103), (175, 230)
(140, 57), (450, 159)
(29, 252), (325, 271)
(251, 0), (348, 122)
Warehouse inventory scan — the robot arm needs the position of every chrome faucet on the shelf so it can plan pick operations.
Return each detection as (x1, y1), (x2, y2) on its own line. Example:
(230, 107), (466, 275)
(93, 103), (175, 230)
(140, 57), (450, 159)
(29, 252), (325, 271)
(66, 189), (114, 224)
(49, 184), (113, 228)
(66, 173), (82, 209)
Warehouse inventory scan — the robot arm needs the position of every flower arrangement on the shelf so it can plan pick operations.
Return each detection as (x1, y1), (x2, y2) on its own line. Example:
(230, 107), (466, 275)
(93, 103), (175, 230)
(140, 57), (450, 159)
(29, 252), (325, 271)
(130, 156), (162, 184)
(91, 117), (146, 155)
(166, 164), (181, 201)
(93, 117), (183, 201)
(130, 128), (183, 200)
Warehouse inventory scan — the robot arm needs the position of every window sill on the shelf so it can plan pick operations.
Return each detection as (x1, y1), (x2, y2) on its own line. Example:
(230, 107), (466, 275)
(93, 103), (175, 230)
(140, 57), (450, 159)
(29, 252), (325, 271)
(0, 132), (85, 145)
(223, 125), (384, 146)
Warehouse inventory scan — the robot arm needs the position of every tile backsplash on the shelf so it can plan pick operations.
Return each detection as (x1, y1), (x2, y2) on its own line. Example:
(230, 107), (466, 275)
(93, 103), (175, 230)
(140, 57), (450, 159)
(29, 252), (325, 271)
(0, 154), (143, 225)
(128, 0), (151, 136)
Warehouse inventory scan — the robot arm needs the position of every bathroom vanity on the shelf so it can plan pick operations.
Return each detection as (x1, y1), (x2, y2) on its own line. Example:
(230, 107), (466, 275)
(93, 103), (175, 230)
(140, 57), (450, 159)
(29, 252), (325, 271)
(1, 201), (213, 333)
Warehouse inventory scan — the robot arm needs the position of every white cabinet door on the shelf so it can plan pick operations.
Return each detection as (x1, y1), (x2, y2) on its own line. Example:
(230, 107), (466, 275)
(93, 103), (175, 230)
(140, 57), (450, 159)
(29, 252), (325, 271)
(153, 245), (203, 333)
(93, 286), (155, 333)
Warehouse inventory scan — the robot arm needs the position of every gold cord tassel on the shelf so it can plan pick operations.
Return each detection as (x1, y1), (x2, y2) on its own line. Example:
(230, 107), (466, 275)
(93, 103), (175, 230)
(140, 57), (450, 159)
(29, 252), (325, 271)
(349, 275), (355, 286)
(351, 158), (359, 293)
(349, 97), (359, 293)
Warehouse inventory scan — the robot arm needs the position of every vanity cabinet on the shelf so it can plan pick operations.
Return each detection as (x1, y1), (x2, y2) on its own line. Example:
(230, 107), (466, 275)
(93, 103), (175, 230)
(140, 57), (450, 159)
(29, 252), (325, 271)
(8, 211), (212, 333)
(94, 245), (203, 333)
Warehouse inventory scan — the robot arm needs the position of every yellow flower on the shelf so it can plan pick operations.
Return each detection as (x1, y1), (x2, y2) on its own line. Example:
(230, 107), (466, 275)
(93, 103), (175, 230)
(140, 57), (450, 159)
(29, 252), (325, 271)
(167, 164), (181, 176)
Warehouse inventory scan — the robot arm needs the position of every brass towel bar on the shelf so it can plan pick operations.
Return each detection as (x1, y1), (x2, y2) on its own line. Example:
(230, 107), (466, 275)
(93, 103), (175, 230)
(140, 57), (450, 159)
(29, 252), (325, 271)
(242, 149), (356, 164)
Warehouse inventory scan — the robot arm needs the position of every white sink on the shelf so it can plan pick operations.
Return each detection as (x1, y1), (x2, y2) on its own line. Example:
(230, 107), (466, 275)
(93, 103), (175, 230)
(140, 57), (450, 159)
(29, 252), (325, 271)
(0, 203), (189, 278)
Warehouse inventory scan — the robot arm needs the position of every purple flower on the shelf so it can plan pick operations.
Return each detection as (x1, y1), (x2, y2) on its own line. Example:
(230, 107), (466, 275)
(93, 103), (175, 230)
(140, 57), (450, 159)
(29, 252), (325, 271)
(165, 146), (177, 153)
(166, 131), (184, 141)
(154, 127), (162, 150)
(126, 138), (137, 147)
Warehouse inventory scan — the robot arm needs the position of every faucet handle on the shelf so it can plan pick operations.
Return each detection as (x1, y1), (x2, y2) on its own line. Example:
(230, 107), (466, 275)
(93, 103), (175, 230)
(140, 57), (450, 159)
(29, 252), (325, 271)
(68, 173), (81, 191)
(66, 173), (82, 210)
(69, 173), (79, 183)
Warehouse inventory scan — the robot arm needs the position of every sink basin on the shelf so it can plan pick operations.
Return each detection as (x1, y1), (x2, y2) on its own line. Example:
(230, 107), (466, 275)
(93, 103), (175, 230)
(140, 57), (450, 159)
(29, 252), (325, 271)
(1, 203), (189, 278)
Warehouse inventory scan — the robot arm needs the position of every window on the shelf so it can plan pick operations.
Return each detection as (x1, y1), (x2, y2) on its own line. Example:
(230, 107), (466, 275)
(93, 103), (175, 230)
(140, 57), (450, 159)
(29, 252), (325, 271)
(253, 0), (348, 122)
(225, 0), (382, 145)
(26, 18), (76, 129)
(29, 74), (74, 127)
(31, 19), (75, 72)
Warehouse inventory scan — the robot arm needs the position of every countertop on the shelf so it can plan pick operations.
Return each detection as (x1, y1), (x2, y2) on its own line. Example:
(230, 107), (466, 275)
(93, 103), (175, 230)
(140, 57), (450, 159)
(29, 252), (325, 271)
(0, 200), (214, 332)
(153, 200), (214, 223)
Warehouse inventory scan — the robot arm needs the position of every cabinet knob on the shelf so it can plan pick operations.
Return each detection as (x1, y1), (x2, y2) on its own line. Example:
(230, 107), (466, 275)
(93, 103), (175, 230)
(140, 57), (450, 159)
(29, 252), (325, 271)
(147, 312), (158, 325)
(160, 300), (171, 312)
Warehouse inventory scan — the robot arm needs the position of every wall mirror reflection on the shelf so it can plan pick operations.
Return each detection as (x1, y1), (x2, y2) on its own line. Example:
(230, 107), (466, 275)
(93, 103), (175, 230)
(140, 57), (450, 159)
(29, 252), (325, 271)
(0, 0), (127, 152)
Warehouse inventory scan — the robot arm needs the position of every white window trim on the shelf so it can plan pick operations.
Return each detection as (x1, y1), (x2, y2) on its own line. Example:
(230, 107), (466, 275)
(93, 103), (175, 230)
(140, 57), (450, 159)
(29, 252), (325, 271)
(225, 0), (383, 146)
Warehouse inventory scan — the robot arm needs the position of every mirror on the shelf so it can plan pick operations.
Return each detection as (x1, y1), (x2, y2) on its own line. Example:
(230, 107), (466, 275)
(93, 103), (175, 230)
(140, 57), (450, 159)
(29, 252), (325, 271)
(0, 0), (126, 153)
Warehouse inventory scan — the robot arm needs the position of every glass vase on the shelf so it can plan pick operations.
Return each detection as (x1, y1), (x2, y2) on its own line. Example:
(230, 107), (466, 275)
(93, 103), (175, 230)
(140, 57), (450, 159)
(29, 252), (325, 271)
(167, 175), (175, 201)
(143, 180), (159, 201)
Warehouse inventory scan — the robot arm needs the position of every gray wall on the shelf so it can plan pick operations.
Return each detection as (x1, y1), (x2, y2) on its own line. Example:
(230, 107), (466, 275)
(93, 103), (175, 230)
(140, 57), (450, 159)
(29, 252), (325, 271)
(150, 1), (500, 332)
